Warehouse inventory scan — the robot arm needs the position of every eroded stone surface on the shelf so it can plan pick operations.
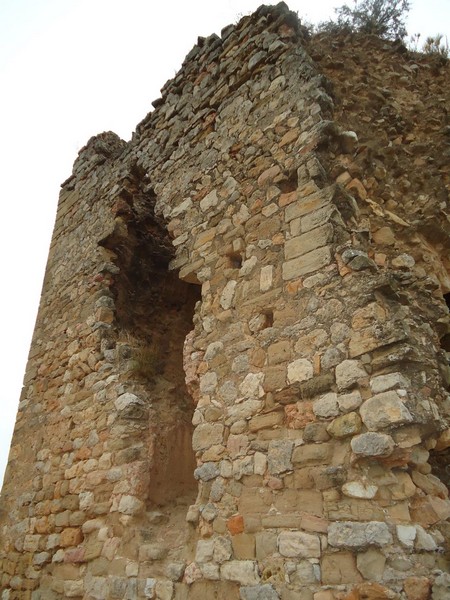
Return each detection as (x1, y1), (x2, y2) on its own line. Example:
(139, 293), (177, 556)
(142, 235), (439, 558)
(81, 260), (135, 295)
(1, 4), (449, 600)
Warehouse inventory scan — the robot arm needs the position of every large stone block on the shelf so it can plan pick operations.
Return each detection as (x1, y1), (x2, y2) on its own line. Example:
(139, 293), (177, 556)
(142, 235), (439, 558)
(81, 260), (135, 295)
(328, 521), (393, 549)
(360, 392), (413, 430)
(278, 531), (320, 558)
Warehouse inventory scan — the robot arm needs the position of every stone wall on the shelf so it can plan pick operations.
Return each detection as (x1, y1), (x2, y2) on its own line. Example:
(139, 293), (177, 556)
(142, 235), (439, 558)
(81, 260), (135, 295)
(1, 3), (449, 599)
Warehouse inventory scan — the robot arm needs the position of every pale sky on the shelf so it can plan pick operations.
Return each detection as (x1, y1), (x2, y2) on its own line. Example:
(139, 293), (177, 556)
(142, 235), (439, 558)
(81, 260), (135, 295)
(1, 0), (449, 486)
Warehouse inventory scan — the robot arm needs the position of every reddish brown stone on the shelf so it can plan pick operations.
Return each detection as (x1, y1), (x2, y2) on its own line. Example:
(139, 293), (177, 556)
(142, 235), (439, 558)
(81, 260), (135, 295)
(404, 577), (431, 600)
(227, 515), (244, 535)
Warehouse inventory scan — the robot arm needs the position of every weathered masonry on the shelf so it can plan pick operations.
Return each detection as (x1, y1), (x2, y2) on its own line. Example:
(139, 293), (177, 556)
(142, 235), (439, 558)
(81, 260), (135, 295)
(1, 3), (450, 599)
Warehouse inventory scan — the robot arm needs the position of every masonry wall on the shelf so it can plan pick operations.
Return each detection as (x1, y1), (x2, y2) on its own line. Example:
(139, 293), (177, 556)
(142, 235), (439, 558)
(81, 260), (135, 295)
(1, 3), (450, 600)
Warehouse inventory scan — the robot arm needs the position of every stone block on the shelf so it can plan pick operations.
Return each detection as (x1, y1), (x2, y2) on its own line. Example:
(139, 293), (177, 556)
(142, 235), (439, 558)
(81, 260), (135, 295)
(321, 551), (362, 584)
(356, 548), (386, 581)
(335, 360), (367, 391)
(267, 440), (294, 474)
(313, 393), (339, 418)
(284, 224), (333, 261)
(292, 443), (333, 465)
(192, 423), (224, 451)
(360, 392), (413, 430)
(248, 411), (284, 432)
(240, 584), (279, 600)
(282, 247), (331, 280)
(404, 576), (431, 600)
(231, 534), (255, 559)
(278, 531), (320, 558)
(60, 528), (83, 548)
(268, 341), (291, 365)
(351, 432), (395, 457)
(287, 359), (313, 384)
(255, 531), (278, 560)
(326, 412), (362, 438)
(284, 195), (328, 222)
(370, 372), (410, 394)
(221, 560), (260, 585)
(328, 521), (393, 549)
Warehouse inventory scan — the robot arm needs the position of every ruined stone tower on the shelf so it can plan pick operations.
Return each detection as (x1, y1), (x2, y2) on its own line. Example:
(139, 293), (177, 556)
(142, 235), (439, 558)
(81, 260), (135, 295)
(1, 3), (449, 599)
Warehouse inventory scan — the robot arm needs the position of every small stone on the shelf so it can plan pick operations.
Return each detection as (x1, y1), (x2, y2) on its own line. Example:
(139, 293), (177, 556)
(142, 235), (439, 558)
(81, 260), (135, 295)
(339, 130), (358, 153)
(396, 525), (416, 548)
(335, 360), (367, 390)
(194, 462), (220, 481)
(260, 265), (273, 292)
(360, 392), (413, 430)
(64, 581), (85, 597)
(403, 576), (431, 600)
(239, 372), (265, 399)
(351, 432), (395, 457)
(313, 393), (339, 418)
(195, 539), (214, 563)
(117, 495), (144, 516)
(278, 531), (321, 558)
(227, 514), (244, 535)
(220, 280), (237, 309)
(342, 481), (378, 499)
(392, 253), (415, 269)
(248, 50), (267, 70)
(287, 359), (313, 384)
(337, 390), (362, 412)
(432, 572), (450, 600)
(221, 560), (260, 585)
(414, 525), (437, 551)
(114, 392), (144, 412)
(267, 440), (294, 475)
(370, 372), (410, 394)
(240, 584), (279, 599)
(356, 548), (386, 581)
(327, 412), (362, 438)
(192, 423), (224, 451)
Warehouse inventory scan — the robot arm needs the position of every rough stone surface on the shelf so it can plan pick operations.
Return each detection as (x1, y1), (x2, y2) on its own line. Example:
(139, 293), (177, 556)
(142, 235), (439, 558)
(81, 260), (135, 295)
(1, 5), (449, 600)
(328, 522), (393, 549)
(351, 432), (395, 457)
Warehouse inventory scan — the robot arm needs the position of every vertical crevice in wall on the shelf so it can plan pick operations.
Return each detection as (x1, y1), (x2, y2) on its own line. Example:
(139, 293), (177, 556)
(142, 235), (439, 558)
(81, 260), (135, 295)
(99, 168), (201, 549)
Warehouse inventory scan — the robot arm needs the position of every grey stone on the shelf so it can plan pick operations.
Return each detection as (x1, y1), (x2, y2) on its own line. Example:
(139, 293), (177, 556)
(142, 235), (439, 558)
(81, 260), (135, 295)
(313, 392), (339, 418)
(370, 372), (410, 394)
(415, 525), (437, 551)
(200, 503), (218, 522)
(337, 390), (362, 413)
(351, 432), (395, 457)
(240, 584), (279, 600)
(328, 521), (393, 549)
(213, 536), (232, 563)
(248, 51), (267, 70)
(432, 572), (450, 600)
(396, 524), (416, 548)
(195, 539), (214, 563)
(220, 280), (237, 309)
(267, 440), (294, 474)
(360, 391), (413, 430)
(335, 360), (367, 390)
(194, 462), (220, 481)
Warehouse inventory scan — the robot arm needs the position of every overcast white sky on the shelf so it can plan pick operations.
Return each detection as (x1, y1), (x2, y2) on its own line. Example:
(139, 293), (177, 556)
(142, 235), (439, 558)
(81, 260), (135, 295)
(1, 0), (449, 486)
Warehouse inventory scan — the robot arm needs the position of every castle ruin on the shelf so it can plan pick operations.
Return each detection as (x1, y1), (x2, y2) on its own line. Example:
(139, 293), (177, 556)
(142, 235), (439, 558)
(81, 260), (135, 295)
(1, 3), (449, 599)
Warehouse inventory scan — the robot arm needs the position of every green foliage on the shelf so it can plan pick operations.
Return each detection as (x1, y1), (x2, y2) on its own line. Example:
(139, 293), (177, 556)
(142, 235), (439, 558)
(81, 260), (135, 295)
(320, 0), (410, 40)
